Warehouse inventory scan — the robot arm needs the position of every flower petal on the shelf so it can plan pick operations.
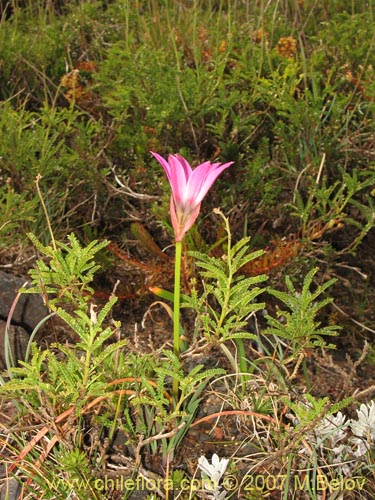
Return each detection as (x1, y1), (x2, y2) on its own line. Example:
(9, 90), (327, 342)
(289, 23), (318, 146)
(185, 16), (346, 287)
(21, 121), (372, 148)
(167, 154), (192, 205)
(187, 161), (233, 206)
(171, 196), (201, 242)
(151, 151), (191, 206)
(151, 151), (233, 241)
(198, 456), (215, 477)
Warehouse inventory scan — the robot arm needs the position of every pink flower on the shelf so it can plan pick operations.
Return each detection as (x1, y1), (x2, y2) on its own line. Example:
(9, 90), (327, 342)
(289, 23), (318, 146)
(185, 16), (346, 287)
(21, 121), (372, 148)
(151, 152), (233, 241)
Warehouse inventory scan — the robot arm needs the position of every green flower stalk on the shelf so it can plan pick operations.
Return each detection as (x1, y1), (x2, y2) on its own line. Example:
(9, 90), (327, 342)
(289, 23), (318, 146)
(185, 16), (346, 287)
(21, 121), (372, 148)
(151, 152), (233, 399)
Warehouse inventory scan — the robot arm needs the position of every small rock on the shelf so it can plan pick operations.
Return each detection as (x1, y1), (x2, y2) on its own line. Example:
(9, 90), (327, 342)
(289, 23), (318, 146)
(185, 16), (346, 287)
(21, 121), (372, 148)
(0, 270), (48, 331)
(0, 321), (30, 371)
(0, 478), (22, 500)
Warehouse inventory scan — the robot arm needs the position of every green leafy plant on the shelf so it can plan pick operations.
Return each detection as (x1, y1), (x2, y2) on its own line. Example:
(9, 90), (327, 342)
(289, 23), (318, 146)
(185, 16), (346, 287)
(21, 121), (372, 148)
(283, 394), (353, 434)
(0, 180), (37, 246)
(265, 267), (340, 356)
(0, 101), (107, 246)
(0, 230), (225, 495)
(0, 231), (129, 496)
(188, 209), (268, 373)
(131, 349), (225, 465)
(1, 296), (125, 406)
(0, 294), (129, 499)
(291, 166), (375, 253)
(24, 232), (109, 308)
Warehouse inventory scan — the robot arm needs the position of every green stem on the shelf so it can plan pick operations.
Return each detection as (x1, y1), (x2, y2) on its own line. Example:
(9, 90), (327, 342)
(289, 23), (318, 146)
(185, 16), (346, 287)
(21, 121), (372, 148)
(215, 214), (248, 378)
(235, 338), (248, 375)
(173, 240), (183, 401)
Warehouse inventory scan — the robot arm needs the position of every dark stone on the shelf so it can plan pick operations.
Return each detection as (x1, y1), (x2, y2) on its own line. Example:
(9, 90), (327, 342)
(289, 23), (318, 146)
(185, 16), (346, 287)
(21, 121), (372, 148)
(0, 270), (48, 331)
(0, 478), (22, 500)
(0, 321), (30, 371)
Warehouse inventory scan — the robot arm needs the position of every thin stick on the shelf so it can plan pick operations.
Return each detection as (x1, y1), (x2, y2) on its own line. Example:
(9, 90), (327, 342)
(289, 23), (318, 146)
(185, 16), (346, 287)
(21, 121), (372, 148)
(35, 174), (56, 251)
